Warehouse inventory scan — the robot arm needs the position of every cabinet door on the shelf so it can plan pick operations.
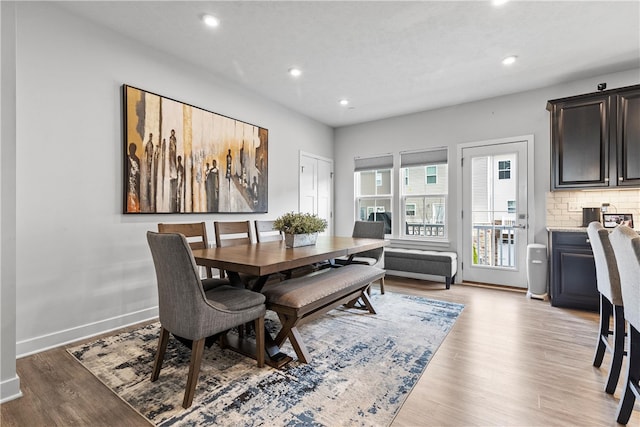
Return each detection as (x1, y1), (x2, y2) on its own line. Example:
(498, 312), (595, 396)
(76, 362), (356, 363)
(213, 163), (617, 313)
(551, 96), (610, 190)
(616, 88), (640, 187)
(551, 245), (599, 311)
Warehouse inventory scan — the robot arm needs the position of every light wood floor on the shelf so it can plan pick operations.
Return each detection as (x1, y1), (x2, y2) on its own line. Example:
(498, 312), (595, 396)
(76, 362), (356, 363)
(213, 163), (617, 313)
(2, 276), (639, 426)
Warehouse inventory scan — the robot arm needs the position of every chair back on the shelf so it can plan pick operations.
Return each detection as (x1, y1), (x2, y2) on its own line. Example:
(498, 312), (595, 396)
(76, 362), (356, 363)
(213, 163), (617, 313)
(158, 222), (212, 278)
(352, 220), (385, 261)
(255, 220), (284, 243)
(214, 220), (252, 248)
(609, 225), (640, 330)
(587, 222), (622, 305)
(147, 231), (210, 339)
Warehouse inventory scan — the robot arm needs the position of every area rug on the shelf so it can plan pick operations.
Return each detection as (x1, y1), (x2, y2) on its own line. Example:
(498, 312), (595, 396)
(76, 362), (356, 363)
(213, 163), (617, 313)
(68, 292), (463, 426)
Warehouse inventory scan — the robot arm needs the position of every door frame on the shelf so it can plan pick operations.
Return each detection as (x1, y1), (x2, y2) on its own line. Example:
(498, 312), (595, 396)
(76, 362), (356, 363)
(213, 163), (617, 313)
(299, 151), (334, 235)
(456, 135), (535, 286)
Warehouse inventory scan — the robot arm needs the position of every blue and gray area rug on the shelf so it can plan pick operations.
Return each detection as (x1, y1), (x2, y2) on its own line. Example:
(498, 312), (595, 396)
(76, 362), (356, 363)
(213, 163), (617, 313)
(68, 292), (463, 426)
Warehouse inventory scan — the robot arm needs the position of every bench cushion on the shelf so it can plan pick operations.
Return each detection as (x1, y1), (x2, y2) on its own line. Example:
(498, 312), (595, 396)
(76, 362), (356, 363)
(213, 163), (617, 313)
(384, 248), (457, 278)
(263, 264), (385, 309)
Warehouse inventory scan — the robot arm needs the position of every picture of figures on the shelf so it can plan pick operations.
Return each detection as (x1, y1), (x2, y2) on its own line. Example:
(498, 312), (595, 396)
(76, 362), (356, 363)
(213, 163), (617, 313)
(123, 85), (268, 213)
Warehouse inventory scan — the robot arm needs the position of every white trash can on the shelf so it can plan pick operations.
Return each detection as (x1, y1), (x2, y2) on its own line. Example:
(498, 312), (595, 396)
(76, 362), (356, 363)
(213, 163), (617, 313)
(526, 243), (548, 300)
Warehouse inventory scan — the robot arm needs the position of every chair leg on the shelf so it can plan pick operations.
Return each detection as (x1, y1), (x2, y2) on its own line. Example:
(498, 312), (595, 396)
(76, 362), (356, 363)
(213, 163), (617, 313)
(605, 305), (625, 394)
(183, 338), (205, 409)
(593, 294), (612, 368)
(380, 277), (385, 295)
(617, 326), (640, 424)
(255, 316), (265, 368)
(150, 327), (170, 382)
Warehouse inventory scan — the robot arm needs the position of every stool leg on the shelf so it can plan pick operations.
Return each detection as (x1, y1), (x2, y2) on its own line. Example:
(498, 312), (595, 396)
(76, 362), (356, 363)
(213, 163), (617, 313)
(593, 294), (612, 368)
(604, 304), (625, 394)
(617, 325), (640, 424)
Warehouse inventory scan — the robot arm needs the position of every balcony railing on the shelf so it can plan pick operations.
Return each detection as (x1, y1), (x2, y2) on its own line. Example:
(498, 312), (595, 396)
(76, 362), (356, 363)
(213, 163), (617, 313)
(472, 224), (517, 268)
(405, 222), (444, 237)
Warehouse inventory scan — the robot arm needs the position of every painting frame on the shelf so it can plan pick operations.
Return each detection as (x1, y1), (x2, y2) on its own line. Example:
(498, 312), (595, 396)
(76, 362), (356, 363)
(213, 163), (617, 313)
(123, 85), (268, 214)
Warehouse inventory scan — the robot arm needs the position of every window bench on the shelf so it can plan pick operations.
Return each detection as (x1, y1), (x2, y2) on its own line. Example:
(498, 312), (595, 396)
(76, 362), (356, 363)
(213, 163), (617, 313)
(384, 248), (457, 289)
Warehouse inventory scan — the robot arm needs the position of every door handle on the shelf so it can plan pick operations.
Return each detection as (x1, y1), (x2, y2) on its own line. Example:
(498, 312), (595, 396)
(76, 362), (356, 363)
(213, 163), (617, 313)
(514, 224), (527, 229)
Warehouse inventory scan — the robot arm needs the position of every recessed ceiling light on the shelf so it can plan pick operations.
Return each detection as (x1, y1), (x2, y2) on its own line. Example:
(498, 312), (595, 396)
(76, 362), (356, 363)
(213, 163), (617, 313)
(339, 99), (349, 106)
(502, 55), (517, 65)
(492, 0), (509, 6)
(288, 68), (302, 77)
(202, 14), (220, 28)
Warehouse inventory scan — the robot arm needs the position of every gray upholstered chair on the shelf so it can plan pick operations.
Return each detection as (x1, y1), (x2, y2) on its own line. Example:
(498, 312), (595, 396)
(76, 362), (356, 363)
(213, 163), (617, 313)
(609, 225), (640, 425)
(157, 222), (228, 291)
(146, 231), (266, 409)
(587, 221), (625, 394)
(336, 221), (386, 294)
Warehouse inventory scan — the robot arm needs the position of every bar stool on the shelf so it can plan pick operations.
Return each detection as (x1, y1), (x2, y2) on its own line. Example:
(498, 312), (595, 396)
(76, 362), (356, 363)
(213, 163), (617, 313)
(609, 225), (640, 425)
(587, 222), (625, 394)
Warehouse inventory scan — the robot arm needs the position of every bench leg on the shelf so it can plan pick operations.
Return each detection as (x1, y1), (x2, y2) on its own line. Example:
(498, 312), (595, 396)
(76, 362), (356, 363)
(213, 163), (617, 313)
(445, 276), (451, 289)
(273, 314), (311, 363)
(345, 288), (377, 314)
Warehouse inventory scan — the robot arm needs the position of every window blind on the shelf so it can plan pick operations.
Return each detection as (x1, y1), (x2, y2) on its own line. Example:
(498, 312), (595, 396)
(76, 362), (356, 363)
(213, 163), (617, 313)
(400, 148), (448, 167)
(354, 154), (394, 172)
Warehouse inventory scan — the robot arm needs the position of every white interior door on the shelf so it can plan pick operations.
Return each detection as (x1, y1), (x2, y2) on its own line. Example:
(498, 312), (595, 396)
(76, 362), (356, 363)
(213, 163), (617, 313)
(461, 139), (530, 287)
(299, 152), (333, 235)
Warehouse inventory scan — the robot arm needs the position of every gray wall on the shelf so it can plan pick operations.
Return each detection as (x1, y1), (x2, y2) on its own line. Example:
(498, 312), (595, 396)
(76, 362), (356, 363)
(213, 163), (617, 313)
(334, 69), (640, 250)
(7, 2), (333, 368)
(1, 0), (22, 404)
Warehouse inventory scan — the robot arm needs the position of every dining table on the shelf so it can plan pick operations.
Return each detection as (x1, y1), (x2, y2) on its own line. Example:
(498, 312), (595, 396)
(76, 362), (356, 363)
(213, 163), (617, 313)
(191, 235), (387, 367)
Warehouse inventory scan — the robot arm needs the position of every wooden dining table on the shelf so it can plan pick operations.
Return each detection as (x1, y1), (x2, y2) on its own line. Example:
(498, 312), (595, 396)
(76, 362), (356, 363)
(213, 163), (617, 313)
(191, 235), (387, 367)
(192, 235), (387, 292)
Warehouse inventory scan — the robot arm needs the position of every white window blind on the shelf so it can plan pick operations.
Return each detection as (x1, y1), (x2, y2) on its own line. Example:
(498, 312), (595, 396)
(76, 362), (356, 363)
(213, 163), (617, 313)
(400, 148), (447, 167)
(354, 154), (394, 172)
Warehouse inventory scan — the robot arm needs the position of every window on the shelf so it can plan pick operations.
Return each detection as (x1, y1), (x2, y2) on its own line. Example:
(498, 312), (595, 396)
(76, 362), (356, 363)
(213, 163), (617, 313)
(425, 166), (437, 184)
(498, 160), (511, 180)
(507, 200), (516, 213)
(354, 154), (394, 234)
(400, 149), (448, 239)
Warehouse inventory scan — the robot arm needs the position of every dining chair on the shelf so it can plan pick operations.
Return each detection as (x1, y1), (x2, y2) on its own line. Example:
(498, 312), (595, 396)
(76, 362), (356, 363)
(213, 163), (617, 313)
(158, 222), (228, 291)
(609, 225), (640, 425)
(254, 220), (284, 243)
(146, 231), (265, 409)
(587, 221), (625, 394)
(214, 220), (254, 282)
(335, 221), (386, 294)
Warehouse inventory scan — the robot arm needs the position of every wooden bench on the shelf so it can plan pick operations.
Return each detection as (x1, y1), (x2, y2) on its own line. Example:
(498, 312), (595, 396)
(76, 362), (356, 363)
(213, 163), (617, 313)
(384, 248), (457, 289)
(262, 264), (385, 363)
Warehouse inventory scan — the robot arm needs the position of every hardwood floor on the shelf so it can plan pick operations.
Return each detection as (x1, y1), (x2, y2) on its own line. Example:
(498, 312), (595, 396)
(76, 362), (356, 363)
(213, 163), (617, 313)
(2, 276), (638, 426)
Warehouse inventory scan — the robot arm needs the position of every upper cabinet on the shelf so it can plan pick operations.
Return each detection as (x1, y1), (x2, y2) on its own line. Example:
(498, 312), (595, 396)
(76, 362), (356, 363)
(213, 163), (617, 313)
(617, 87), (640, 187)
(547, 84), (640, 190)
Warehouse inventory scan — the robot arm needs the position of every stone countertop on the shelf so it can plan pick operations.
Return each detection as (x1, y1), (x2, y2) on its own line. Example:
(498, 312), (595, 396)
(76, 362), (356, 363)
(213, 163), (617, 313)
(546, 226), (640, 234)
(546, 227), (587, 233)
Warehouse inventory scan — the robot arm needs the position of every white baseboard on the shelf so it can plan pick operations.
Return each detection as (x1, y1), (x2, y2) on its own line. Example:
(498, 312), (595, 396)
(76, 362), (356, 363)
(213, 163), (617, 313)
(16, 306), (158, 358)
(0, 375), (22, 403)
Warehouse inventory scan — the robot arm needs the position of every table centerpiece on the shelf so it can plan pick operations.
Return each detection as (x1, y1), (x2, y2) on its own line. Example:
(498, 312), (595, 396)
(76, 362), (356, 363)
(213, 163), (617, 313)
(273, 212), (328, 248)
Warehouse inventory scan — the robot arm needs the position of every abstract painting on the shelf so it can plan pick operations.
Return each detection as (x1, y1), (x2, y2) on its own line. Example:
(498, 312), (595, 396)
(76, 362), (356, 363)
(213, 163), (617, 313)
(123, 85), (268, 213)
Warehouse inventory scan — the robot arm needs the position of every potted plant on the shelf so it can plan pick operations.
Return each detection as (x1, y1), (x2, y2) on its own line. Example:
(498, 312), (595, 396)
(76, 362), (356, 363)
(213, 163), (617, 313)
(273, 212), (328, 248)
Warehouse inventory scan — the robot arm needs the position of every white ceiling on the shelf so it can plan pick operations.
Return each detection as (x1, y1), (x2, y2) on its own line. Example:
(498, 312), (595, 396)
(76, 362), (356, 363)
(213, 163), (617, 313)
(56, 1), (640, 127)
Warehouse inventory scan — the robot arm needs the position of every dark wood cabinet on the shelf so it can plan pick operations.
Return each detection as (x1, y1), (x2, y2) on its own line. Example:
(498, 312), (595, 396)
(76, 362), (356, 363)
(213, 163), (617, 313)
(617, 87), (640, 187)
(547, 84), (640, 190)
(549, 231), (599, 311)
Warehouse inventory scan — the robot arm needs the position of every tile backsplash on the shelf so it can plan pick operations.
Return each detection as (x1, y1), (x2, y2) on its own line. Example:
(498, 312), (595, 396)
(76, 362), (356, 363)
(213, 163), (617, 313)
(546, 189), (640, 229)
